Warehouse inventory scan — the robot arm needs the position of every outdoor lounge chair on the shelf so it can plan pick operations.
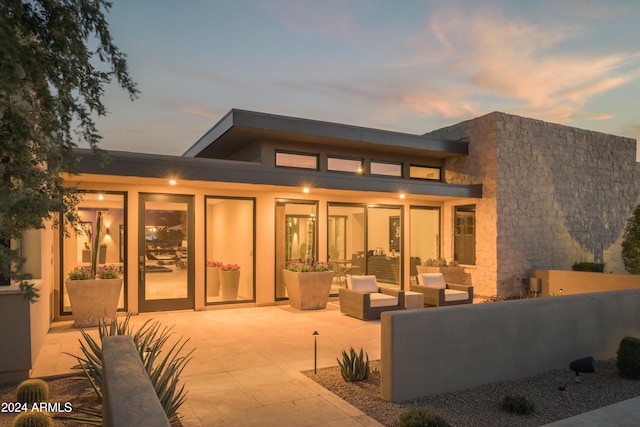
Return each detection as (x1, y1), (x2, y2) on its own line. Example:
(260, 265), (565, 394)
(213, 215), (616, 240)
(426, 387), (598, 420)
(411, 273), (473, 307)
(339, 275), (405, 320)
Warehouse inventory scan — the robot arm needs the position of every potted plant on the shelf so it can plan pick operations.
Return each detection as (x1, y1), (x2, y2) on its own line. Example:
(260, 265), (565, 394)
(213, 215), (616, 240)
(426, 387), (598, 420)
(220, 263), (241, 300)
(65, 211), (123, 327)
(206, 260), (222, 297)
(416, 258), (468, 285)
(65, 264), (123, 328)
(282, 260), (334, 310)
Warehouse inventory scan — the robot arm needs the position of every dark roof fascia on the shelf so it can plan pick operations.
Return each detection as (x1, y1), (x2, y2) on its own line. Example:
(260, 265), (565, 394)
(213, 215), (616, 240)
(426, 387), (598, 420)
(182, 109), (469, 158)
(73, 149), (481, 199)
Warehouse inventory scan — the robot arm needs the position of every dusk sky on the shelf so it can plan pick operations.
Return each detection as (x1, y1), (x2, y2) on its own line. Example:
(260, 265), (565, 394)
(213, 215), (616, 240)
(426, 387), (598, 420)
(93, 0), (640, 158)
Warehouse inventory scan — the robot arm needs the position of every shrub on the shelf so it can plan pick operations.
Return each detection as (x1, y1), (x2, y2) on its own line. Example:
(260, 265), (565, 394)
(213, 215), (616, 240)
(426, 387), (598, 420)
(617, 336), (640, 379)
(16, 379), (49, 404)
(622, 204), (640, 274)
(12, 411), (52, 427)
(287, 259), (331, 272)
(67, 266), (92, 280)
(502, 394), (536, 415)
(337, 347), (369, 382)
(571, 262), (605, 272)
(423, 258), (459, 267)
(398, 408), (451, 427)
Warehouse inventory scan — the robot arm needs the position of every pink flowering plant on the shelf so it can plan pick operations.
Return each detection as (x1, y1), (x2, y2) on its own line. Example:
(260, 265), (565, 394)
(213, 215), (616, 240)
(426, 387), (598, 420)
(207, 260), (223, 267)
(98, 265), (120, 279)
(221, 263), (240, 271)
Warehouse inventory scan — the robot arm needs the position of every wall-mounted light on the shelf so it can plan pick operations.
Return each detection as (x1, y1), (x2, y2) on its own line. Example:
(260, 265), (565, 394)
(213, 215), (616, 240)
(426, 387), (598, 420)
(98, 193), (104, 200)
(106, 227), (110, 236)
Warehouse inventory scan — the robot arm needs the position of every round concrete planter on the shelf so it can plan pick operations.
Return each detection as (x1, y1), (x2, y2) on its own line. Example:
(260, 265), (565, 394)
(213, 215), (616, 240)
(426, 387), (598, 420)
(282, 270), (334, 310)
(206, 266), (221, 297)
(416, 266), (469, 285)
(220, 270), (240, 300)
(66, 278), (123, 328)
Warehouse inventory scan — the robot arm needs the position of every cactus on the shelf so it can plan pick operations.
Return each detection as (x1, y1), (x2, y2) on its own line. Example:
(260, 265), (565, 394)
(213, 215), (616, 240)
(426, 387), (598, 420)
(12, 411), (52, 427)
(16, 379), (49, 404)
(337, 347), (369, 382)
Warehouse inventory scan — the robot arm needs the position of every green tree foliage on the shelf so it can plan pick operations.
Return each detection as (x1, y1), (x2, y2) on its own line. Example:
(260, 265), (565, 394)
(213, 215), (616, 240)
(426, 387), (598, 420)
(0, 0), (138, 300)
(622, 204), (640, 274)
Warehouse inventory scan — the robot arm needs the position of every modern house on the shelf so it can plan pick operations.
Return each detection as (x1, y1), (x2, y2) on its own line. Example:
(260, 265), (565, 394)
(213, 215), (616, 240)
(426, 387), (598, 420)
(9, 109), (640, 319)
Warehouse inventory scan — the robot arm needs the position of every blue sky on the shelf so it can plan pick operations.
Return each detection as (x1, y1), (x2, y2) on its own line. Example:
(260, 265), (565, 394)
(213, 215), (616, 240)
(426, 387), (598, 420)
(94, 0), (640, 157)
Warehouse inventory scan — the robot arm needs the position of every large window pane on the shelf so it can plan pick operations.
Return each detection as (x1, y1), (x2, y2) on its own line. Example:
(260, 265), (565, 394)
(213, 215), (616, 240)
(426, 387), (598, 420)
(328, 204), (366, 293)
(62, 192), (126, 313)
(410, 207), (440, 282)
(454, 205), (476, 265)
(367, 206), (402, 289)
(205, 197), (255, 304)
(275, 200), (318, 300)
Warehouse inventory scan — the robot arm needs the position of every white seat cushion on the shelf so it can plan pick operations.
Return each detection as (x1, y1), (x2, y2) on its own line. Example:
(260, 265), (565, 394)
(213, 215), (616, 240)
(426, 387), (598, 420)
(417, 273), (447, 289)
(444, 289), (469, 302)
(348, 275), (379, 293)
(368, 293), (398, 307)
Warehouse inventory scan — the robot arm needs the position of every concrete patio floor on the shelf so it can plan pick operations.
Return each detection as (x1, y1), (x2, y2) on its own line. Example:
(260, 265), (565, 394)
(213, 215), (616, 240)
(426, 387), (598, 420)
(32, 301), (384, 426)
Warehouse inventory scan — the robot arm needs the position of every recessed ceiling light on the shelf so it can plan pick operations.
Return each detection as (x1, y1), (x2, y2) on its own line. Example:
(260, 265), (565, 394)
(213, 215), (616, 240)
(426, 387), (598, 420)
(399, 193), (406, 199)
(169, 179), (177, 186)
(303, 187), (310, 193)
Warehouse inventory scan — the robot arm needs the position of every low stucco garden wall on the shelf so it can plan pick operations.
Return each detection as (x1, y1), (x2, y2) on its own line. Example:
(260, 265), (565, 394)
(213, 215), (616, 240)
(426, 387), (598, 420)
(102, 336), (170, 427)
(380, 289), (640, 402)
(531, 269), (640, 296)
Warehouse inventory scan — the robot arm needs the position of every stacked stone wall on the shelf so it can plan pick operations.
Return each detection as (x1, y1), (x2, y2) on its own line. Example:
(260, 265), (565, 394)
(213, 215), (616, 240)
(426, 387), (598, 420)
(425, 115), (498, 297)
(428, 112), (639, 297)
(495, 113), (638, 295)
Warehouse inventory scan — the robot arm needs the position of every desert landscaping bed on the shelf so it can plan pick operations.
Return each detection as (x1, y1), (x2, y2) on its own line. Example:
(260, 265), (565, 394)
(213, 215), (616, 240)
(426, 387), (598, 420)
(303, 359), (640, 426)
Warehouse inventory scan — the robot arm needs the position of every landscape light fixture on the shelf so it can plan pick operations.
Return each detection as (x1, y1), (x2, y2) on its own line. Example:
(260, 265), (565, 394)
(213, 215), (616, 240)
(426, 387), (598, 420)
(312, 331), (319, 374)
(569, 356), (595, 383)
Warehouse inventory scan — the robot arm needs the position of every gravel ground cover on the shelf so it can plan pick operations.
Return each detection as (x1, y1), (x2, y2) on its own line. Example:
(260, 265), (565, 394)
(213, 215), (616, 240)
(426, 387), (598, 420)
(303, 359), (640, 426)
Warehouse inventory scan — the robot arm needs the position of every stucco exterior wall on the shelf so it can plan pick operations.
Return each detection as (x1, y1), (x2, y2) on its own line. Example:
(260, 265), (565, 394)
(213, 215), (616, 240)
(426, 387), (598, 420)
(381, 289), (640, 402)
(428, 112), (639, 297)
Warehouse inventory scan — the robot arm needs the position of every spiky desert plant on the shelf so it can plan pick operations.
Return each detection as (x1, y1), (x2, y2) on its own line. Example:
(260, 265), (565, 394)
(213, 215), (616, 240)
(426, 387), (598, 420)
(12, 411), (52, 427)
(16, 379), (49, 404)
(337, 347), (370, 382)
(68, 313), (193, 420)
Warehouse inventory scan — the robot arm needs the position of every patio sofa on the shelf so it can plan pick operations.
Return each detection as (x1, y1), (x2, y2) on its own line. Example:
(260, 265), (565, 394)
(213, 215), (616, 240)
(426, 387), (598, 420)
(339, 275), (405, 320)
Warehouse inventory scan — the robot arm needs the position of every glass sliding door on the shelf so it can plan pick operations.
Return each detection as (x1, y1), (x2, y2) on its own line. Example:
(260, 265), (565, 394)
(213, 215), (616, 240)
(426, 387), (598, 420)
(205, 197), (255, 304)
(275, 200), (318, 300)
(61, 191), (127, 314)
(367, 206), (402, 289)
(410, 207), (440, 282)
(327, 204), (366, 293)
(138, 193), (194, 312)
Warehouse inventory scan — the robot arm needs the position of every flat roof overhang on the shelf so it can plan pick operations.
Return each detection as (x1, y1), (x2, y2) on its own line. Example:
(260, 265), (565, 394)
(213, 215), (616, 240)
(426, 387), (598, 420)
(183, 109), (469, 159)
(74, 149), (481, 199)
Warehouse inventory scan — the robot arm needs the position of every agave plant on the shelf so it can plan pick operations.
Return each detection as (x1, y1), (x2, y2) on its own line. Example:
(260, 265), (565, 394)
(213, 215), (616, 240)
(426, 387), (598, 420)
(337, 347), (370, 382)
(64, 313), (193, 423)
